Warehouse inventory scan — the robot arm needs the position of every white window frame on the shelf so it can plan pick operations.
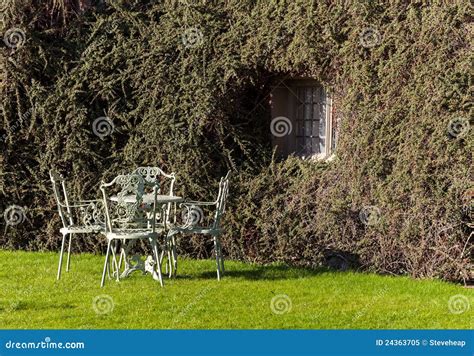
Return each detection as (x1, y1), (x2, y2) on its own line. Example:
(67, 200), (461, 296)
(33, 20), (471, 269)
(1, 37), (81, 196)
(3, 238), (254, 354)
(270, 79), (335, 161)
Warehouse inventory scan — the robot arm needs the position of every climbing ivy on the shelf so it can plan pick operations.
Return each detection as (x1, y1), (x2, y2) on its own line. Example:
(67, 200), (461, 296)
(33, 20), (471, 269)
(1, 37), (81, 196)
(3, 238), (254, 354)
(1, 0), (472, 281)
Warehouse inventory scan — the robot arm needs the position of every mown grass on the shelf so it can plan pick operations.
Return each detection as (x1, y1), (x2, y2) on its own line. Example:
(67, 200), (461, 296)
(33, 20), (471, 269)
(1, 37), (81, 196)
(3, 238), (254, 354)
(0, 251), (472, 329)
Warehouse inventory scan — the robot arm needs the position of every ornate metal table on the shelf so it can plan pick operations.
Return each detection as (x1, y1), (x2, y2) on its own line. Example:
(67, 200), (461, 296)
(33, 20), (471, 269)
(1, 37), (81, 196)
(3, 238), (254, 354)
(109, 194), (183, 204)
(109, 194), (183, 281)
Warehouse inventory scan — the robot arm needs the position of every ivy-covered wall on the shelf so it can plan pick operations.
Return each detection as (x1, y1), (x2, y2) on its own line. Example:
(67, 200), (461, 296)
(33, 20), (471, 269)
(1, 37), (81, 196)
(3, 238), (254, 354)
(1, 0), (472, 282)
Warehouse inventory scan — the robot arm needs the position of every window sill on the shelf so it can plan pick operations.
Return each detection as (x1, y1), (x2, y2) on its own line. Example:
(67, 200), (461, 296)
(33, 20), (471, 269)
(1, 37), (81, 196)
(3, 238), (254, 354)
(325, 153), (336, 162)
(299, 153), (336, 162)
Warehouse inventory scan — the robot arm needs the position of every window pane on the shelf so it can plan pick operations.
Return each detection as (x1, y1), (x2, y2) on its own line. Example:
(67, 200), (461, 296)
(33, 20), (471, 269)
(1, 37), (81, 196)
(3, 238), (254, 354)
(312, 86), (320, 103)
(304, 104), (311, 120)
(319, 117), (326, 138)
(319, 138), (326, 153)
(298, 88), (305, 104)
(312, 137), (319, 153)
(296, 120), (305, 136)
(321, 100), (327, 118)
(305, 88), (311, 103)
(312, 120), (319, 136)
(288, 83), (329, 158)
(312, 104), (319, 121)
(305, 120), (312, 136)
(319, 117), (326, 154)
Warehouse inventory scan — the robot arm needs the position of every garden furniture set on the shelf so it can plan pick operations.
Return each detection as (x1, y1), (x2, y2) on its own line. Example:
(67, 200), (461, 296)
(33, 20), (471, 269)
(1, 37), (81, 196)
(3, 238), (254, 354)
(49, 167), (230, 287)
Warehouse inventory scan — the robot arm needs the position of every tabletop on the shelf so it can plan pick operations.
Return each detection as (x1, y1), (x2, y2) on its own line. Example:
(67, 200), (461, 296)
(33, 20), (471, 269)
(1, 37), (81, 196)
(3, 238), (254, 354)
(109, 194), (183, 204)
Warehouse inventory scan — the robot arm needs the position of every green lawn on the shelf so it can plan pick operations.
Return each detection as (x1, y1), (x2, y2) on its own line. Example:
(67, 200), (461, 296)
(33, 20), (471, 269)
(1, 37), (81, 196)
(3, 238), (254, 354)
(0, 250), (472, 329)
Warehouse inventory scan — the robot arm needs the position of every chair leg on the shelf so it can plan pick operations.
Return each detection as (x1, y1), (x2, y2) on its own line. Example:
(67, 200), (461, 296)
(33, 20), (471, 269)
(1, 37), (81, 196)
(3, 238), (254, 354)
(159, 249), (165, 264)
(107, 256), (111, 279)
(213, 235), (221, 281)
(165, 234), (173, 278)
(118, 239), (125, 271)
(151, 239), (164, 287)
(157, 238), (167, 274)
(167, 241), (173, 278)
(66, 233), (73, 272)
(160, 249), (169, 275)
(165, 231), (178, 278)
(106, 246), (113, 279)
(110, 240), (120, 282)
(171, 234), (178, 277)
(217, 238), (224, 274)
(57, 233), (67, 280)
(101, 240), (112, 287)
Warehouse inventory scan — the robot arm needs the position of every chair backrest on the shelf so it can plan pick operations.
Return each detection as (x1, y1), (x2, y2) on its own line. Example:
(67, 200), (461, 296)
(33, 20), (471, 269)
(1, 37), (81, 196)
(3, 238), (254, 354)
(132, 166), (175, 196)
(132, 166), (176, 221)
(49, 170), (74, 228)
(213, 171), (231, 229)
(100, 174), (158, 233)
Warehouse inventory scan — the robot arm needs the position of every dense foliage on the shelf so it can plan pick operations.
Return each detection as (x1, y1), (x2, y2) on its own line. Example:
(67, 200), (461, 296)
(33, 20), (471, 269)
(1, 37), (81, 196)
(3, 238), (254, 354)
(1, 0), (472, 282)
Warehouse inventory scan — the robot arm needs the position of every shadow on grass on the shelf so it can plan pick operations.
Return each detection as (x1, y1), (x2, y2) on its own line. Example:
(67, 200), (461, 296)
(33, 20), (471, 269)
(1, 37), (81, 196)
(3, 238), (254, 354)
(0, 301), (77, 313)
(183, 248), (361, 281)
(194, 264), (333, 281)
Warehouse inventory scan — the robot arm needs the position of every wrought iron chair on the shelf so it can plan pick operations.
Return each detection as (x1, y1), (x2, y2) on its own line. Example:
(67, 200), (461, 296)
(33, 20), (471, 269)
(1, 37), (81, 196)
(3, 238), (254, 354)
(166, 171), (231, 280)
(117, 167), (177, 273)
(132, 166), (176, 228)
(99, 173), (164, 287)
(49, 170), (104, 280)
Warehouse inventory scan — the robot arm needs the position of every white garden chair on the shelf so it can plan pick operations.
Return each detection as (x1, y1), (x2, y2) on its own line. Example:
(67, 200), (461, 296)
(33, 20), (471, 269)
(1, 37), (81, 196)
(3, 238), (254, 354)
(165, 171), (231, 280)
(132, 166), (176, 228)
(49, 170), (104, 280)
(116, 167), (177, 273)
(99, 173), (164, 287)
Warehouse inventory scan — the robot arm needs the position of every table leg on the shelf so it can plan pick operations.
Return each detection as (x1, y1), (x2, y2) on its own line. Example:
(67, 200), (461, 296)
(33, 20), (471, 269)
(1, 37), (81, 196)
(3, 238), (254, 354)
(120, 239), (146, 278)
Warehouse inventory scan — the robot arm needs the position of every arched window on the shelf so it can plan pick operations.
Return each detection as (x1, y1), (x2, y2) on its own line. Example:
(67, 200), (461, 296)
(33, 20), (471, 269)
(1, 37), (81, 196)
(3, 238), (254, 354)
(270, 79), (336, 160)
